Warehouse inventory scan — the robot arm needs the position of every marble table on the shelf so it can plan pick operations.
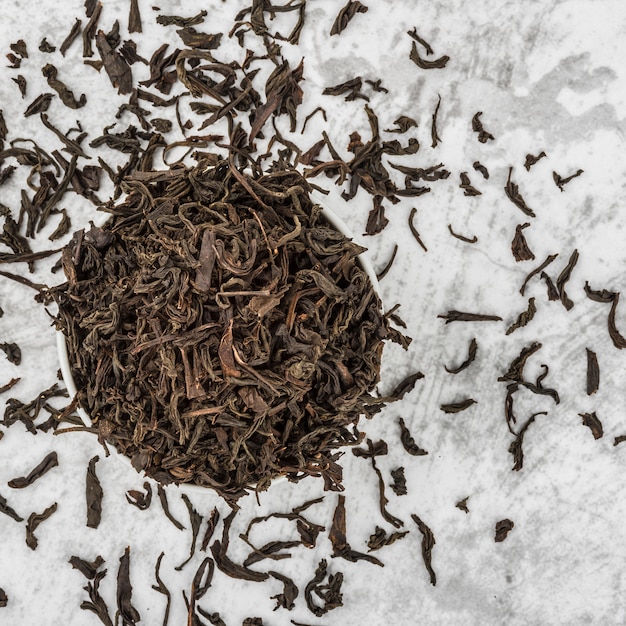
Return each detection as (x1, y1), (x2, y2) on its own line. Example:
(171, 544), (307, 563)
(0, 1), (625, 624)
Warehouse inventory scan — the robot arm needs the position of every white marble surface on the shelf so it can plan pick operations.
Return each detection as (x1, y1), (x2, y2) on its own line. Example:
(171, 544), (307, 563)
(1, 1), (626, 624)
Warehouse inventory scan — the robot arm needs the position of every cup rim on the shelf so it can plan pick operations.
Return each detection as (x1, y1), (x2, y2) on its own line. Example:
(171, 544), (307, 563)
(56, 198), (382, 494)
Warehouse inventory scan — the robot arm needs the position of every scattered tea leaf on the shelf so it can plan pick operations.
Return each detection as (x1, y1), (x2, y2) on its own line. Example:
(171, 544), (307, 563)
(117, 546), (140, 626)
(408, 207), (428, 251)
(495, 519), (514, 542)
(586, 348), (599, 396)
(304, 559), (343, 616)
(455, 496), (469, 513)
(445, 338), (478, 374)
(367, 526), (409, 552)
(26, 502), (58, 550)
(580, 412), (603, 440)
(553, 168), (583, 192)
(555, 249), (579, 310)
(407, 27), (434, 55)
(448, 224), (478, 243)
(524, 151), (546, 171)
(69, 555), (106, 580)
(473, 160), (489, 179)
(511, 223), (535, 262)
(430, 94), (442, 147)
(0, 342), (21, 365)
(0, 492), (23, 522)
(86, 455), (103, 529)
(509, 411), (547, 471)
(409, 41), (449, 70)
(438, 311), (502, 324)
(398, 417), (428, 456)
(390, 467), (407, 496)
(471, 111), (494, 143)
(175, 494), (203, 570)
(440, 398), (476, 414)
(505, 297), (537, 335)
(411, 514), (436, 585)
(269, 570), (299, 611)
(376, 243), (398, 281)
(8, 451), (58, 488)
(519, 253), (558, 296)
(330, 1), (368, 36)
(505, 167), (535, 217)
(125, 482), (152, 510)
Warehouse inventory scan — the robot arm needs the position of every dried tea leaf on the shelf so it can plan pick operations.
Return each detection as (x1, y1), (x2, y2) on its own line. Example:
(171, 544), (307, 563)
(448, 224), (477, 243)
(505, 167), (535, 217)
(269, 570), (298, 611)
(473, 160), (489, 179)
(471, 111), (494, 143)
(366, 526), (409, 552)
(438, 311), (502, 324)
(390, 467), (406, 496)
(555, 249), (579, 311)
(495, 519), (514, 542)
(553, 168), (583, 192)
(398, 417), (428, 456)
(440, 398), (476, 414)
(409, 207), (427, 251)
(445, 338), (478, 374)
(95, 30), (133, 95)
(511, 223), (535, 262)
(61, 18), (82, 56)
(303, 559), (343, 616)
(411, 514), (436, 585)
(0, 588), (7, 608)
(407, 27), (434, 54)
(0, 342), (21, 365)
(86, 455), (103, 529)
(125, 482), (152, 510)
(26, 502), (58, 550)
(509, 411), (547, 471)
(384, 116), (418, 133)
(376, 243), (398, 281)
(117, 546), (140, 625)
(129, 0), (142, 33)
(455, 497), (469, 513)
(614, 436), (626, 447)
(330, 1), (368, 36)
(580, 412), (603, 440)
(8, 451), (58, 488)
(498, 341), (542, 383)
(157, 485), (185, 530)
(200, 507), (220, 552)
(42, 64), (87, 109)
(175, 494), (203, 570)
(151, 552), (171, 626)
(586, 348), (599, 396)
(505, 298), (537, 335)
(524, 151), (546, 171)
(430, 94), (442, 147)
(409, 41), (449, 69)
(519, 253), (558, 296)
(69, 555), (106, 580)
(459, 171), (481, 196)
(0, 492), (23, 522)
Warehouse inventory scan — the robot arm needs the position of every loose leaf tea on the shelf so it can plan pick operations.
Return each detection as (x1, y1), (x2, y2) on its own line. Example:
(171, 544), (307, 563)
(430, 95), (442, 147)
(553, 168), (583, 192)
(151, 552), (171, 626)
(586, 348), (599, 396)
(8, 450), (58, 488)
(519, 253), (558, 296)
(438, 311), (502, 324)
(495, 519), (514, 542)
(69, 555), (106, 580)
(0, 342), (21, 365)
(580, 412), (603, 440)
(511, 223), (535, 262)
(175, 494), (203, 570)
(473, 161), (489, 179)
(409, 208), (428, 252)
(455, 496), (469, 513)
(0, 492), (23, 522)
(269, 570), (298, 610)
(303, 559), (343, 617)
(330, 1), (368, 36)
(584, 282), (626, 349)
(53, 163), (401, 498)
(445, 338), (478, 374)
(471, 112), (494, 143)
(555, 249), (579, 310)
(25, 502), (58, 550)
(409, 42), (449, 70)
(505, 167), (535, 217)
(505, 298), (537, 335)
(411, 514), (436, 586)
(524, 151), (546, 171)
(0, 588), (6, 608)
(366, 526), (409, 551)
(117, 546), (141, 626)
(157, 485), (185, 531)
(125, 482), (152, 510)
(459, 172), (481, 196)
(398, 417), (428, 456)
(509, 411), (547, 471)
(448, 224), (477, 244)
(440, 398), (476, 414)
(86, 455), (103, 529)
(390, 466), (407, 496)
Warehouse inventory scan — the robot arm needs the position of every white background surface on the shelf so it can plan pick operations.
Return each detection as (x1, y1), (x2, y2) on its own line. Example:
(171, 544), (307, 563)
(1, 1), (626, 624)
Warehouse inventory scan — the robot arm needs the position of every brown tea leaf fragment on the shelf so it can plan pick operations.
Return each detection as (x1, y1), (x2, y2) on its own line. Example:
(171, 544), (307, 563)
(553, 168), (583, 192)
(11, 75), (26, 97)
(407, 208), (428, 252)
(42, 64), (86, 109)
(0, 588), (7, 607)
(430, 94), (442, 147)
(455, 496), (470, 513)
(26, 502), (58, 550)
(459, 172), (481, 196)
(511, 223), (535, 262)
(129, 0), (142, 33)
(445, 338), (478, 374)
(410, 42), (449, 69)
(60, 18), (82, 56)
(524, 151), (546, 171)
(39, 38), (56, 53)
(509, 411), (547, 471)
(555, 249), (579, 310)
(580, 412), (603, 440)
(388, 371), (424, 400)
(0, 342), (21, 365)
(438, 311), (502, 323)
(520, 253), (558, 295)
(156, 10), (207, 27)
(613, 436), (626, 446)
(95, 31), (133, 95)
(330, 1), (368, 36)
(473, 160), (489, 179)
(384, 116), (418, 133)
(407, 27), (434, 54)
(586, 348), (599, 396)
(367, 526), (409, 551)
(495, 519), (514, 542)
(505, 167), (535, 217)
(304, 559), (343, 616)
(411, 514), (436, 585)
(498, 341), (542, 383)
(375, 244), (398, 281)
(505, 298), (537, 335)
(157, 484), (185, 530)
(117, 547), (140, 626)
(151, 552), (171, 626)
(448, 224), (477, 243)
(200, 507), (220, 552)
(125, 482), (152, 510)
(390, 467), (407, 496)
(8, 451), (58, 488)
(69, 555), (106, 579)
(175, 494), (203, 570)
(364, 196), (388, 235)
(471, 112), (494, 143)
(398, 417), (428, 456)
(269, 570), (299, 611)
(0, 492), (23, 522)
(329, 495), (383, 566)
(583, 282), (626, 349)
(86, 455), (103, 529)
(440, 398), (476, 414)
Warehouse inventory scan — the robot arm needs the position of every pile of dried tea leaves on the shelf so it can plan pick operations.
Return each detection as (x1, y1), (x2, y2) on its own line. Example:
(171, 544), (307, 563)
(52, 160), (402, 499)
